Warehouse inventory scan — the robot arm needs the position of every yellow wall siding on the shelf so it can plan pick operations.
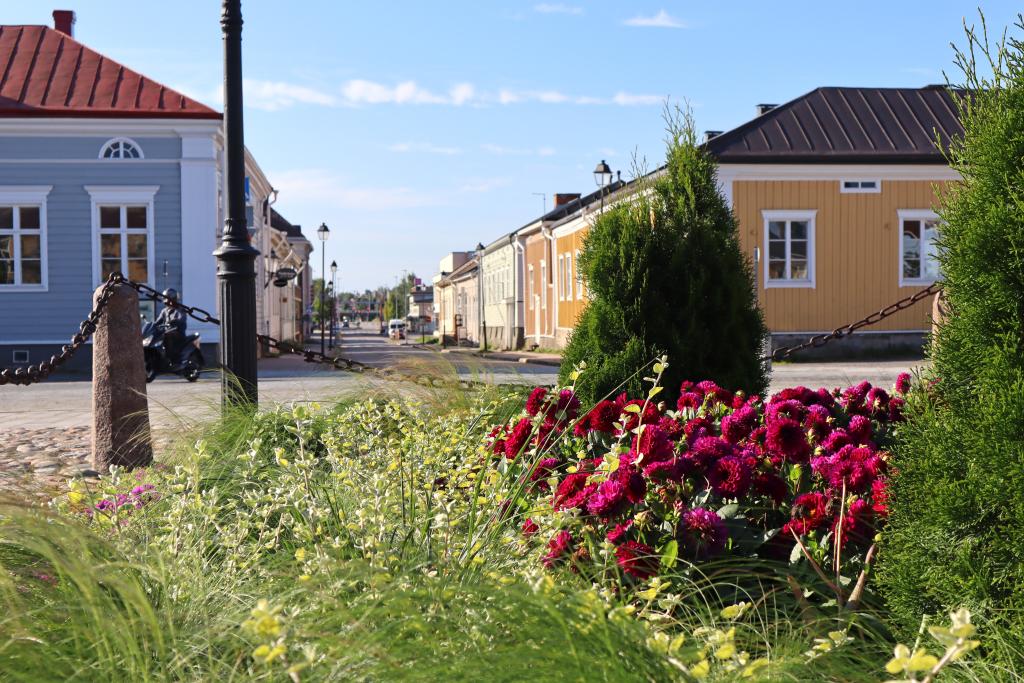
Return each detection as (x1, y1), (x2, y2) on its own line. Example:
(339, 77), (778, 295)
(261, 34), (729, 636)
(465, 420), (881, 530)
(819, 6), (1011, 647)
(556, 228), (589, 329)
(733, 179), (951, 333)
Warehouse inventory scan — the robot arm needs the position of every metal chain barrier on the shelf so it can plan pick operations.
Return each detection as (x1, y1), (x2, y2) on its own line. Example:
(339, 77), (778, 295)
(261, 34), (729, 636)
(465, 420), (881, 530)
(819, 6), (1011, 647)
(2, 272), (942, 385)
(766, 281), (943, 362)
(0, 272), (124, 386)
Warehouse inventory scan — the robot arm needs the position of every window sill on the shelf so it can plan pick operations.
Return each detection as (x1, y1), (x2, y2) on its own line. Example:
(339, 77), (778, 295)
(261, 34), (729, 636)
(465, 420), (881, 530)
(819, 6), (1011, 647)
(765, 280), (815, 289)
(0, 285), (48, 293)
(899, 279), (939, 288)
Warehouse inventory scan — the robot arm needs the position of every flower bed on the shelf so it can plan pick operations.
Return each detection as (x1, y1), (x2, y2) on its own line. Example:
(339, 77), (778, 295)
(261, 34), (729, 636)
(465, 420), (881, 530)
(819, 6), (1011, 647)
(488, 364), (913, 588)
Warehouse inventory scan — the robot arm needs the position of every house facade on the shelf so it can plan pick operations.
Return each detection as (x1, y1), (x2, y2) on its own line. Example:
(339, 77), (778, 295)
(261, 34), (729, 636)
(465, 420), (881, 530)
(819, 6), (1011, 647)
(707, 87), (960, 355)
(0, 12), (287, 371)
(480, 234), (522, 350)
(433, 251), (479, 346)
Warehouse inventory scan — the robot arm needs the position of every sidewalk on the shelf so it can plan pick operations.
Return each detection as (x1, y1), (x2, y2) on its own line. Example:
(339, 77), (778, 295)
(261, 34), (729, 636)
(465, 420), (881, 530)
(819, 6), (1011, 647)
(436, 347), (562, 367)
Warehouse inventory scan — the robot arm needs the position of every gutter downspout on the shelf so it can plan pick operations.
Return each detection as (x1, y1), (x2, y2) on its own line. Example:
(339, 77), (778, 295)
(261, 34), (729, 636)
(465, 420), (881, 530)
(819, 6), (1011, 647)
(544, 225), (557, 343)
(509, 232), (523, 350)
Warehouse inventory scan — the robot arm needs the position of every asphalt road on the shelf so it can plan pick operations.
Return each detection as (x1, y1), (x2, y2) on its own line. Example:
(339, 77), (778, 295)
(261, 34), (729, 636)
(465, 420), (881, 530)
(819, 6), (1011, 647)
(0, 328), (922, 431)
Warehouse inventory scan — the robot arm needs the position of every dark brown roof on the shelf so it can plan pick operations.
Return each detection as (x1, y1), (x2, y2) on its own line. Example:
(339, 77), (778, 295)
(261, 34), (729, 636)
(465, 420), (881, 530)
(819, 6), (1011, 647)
(0, 25), (220, 119)
(270, 208), (307, 241)
(705, 86), (964, 163)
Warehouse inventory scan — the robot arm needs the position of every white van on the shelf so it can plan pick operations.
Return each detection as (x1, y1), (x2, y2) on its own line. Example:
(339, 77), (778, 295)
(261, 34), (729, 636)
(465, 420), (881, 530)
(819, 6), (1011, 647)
(387, 319), (406, 340)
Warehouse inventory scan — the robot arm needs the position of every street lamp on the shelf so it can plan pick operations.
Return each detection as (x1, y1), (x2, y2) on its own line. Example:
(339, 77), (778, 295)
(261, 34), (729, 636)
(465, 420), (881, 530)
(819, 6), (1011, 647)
(214, 0), (260, 408)
(329, 259), (338, 350)
(317, 223), (330, 355)
(593, 159), (613, 212)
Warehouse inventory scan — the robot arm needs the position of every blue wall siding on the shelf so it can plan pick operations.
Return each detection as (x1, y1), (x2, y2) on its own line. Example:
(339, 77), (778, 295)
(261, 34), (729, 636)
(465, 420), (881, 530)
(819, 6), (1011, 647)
(0, 159), (182, 343)
(0, 136), (181, 159)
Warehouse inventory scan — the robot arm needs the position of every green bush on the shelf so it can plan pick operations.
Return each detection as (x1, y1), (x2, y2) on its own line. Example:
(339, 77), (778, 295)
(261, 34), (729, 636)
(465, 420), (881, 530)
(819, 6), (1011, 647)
(560, 108), (768, 404)
(878, 18), (1024, 642)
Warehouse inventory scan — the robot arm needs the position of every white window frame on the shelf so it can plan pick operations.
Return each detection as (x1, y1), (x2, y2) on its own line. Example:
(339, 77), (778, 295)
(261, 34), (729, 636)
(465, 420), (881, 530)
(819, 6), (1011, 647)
(527, 264), (535, 309)
(99, 137), (145, 160)
(566, 252), (573, 301)
(840, 179), (881, 194)
(0, 186), (51, 292)
(557, 254), (565, 300)
(575, 249), (583, 299)
(85, 186), (158, 288)
(897, 209), (941, 287)
(540, 260), (547, 309)
(762, 210), (816, 289)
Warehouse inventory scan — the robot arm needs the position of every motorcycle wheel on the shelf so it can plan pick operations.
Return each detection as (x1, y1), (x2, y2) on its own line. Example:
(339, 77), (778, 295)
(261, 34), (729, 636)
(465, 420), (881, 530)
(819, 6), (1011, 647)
(145, 357), (158, 383)
(183, 355), (201, 382)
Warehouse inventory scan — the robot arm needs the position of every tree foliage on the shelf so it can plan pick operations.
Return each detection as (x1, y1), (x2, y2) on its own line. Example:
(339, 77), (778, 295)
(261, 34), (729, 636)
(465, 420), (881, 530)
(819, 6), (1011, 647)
(878, 15), (1024, 640)
(560, 108), (768, 404)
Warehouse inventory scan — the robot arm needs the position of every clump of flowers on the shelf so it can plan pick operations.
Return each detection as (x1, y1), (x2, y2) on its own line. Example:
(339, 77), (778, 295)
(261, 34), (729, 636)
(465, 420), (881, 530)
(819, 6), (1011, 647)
(487, 361), (906, 587)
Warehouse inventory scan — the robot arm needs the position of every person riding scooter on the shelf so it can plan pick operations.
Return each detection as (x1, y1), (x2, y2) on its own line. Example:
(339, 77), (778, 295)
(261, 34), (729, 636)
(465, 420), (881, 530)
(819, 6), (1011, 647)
(155, 288), (187, 370)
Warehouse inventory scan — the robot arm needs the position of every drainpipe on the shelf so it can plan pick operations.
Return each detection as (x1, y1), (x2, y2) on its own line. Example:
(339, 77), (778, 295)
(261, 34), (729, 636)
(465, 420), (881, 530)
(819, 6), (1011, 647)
(510, 232), (524, 350)
(544, 225), (557, 342)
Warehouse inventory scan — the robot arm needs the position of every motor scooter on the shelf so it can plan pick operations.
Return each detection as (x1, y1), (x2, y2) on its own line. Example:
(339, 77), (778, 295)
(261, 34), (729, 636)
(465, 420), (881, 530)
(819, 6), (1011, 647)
(141, 321), (204, 382)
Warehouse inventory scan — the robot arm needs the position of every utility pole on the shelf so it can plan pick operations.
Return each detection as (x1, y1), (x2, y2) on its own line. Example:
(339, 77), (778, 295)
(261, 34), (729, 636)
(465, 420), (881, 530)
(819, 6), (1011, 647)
(213, 0), (259, 408)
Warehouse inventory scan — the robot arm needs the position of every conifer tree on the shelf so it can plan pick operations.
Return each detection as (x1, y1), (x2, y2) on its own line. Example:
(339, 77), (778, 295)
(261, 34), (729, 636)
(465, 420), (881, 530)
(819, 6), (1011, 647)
(879, 18), (1024, 639)
(560, 109), (768, 404)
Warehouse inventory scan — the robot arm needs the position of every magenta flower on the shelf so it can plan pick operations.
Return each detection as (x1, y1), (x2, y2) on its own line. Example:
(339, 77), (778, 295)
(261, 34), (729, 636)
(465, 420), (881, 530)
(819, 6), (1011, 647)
(681, 508), (728, 558)
(766, 417), (810, 463)
(708, 456), (751, 498)
(615, 540), (659, 579)
(895, 372), (911, 395)
(542, 530), (574, 568)
(526, 387), (549, 417)
(504, 418), (533, 459)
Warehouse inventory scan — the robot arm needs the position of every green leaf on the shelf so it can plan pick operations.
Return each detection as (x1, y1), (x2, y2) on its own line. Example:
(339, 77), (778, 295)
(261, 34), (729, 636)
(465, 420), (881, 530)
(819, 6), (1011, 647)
(647, 386), (664, 399)
(789, 541), (803, 565)
(717, 503), (740, 519)
(623, 404), (642, 413)
(660, 540), (679, 569)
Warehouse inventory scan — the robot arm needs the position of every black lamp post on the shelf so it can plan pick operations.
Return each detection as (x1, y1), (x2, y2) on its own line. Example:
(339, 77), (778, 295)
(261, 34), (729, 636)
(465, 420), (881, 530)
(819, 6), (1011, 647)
(214, 0), (260, 408)
(593, 159), (613, 212)
(317, 222), (330, 354)
(329, 259), (338, 349)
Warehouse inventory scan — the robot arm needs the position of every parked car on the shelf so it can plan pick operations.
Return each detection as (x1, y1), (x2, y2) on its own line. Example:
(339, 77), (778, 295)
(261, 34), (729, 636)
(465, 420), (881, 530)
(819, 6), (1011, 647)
(388, 319), (406, 340)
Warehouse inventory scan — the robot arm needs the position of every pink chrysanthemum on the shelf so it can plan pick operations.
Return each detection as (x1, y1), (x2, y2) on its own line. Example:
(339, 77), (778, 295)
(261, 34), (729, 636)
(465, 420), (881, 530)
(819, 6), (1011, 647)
(687, 436), (734, 471)
(615, 540), (659, 579)
(633, 424), (674, 464)
(542, 530), (574, 568)
(504, 418), (533, 459)
(895, 372), (911, 395)
(525, 387), (548, 417)
(553, 472), (595, 511)
(847, 415), (873, 445)
(708, 456), (751, 498)
(721, 405), (759, 444)
(682, 508), (728, 558)
(766, 417), (811, 463)
(767, 399), (807, 423)
(606, 519), (634, 545)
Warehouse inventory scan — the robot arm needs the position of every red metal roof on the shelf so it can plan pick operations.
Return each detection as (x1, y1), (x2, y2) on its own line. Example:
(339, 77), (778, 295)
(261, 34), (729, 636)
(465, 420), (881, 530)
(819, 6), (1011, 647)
(0, 24), (220, 119)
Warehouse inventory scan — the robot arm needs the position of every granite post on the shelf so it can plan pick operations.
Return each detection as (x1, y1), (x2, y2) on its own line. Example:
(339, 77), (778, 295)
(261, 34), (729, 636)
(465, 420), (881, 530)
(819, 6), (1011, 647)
(92, 283), (153, 471)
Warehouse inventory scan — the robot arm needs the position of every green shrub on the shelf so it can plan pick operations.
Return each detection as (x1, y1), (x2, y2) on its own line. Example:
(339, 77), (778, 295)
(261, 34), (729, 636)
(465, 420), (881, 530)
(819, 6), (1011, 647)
(878, 17), (1024, 642)
(560, 108), (768, 404)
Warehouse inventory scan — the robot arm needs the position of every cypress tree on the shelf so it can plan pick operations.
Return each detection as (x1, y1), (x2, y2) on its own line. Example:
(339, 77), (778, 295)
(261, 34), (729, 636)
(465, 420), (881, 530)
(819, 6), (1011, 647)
(560, 109), (768, 404)
(878, 19), (1024, 638)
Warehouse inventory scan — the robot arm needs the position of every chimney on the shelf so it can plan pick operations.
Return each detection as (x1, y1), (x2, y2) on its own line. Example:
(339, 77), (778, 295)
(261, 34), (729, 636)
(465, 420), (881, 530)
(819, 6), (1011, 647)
(756, 103), (777, 116)
(553, 193), (581, 207)
(53, 10), (75, 37)
(704, 130), (723, 143)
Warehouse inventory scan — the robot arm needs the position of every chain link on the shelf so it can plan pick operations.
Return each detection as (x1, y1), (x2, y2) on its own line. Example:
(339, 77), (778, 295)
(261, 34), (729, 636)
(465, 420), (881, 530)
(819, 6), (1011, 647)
(4, 272), (941, 386)
(766, 282), (943, 362)
(0, 272), (124, 386)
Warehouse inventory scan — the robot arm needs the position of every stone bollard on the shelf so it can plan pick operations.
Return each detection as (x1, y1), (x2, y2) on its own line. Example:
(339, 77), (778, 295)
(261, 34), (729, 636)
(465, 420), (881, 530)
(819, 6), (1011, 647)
(92, 283), (153, 471)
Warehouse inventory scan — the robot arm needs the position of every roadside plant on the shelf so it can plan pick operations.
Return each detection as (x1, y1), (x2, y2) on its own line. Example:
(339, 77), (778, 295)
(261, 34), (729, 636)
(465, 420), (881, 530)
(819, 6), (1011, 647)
(560, 106), (768, 405)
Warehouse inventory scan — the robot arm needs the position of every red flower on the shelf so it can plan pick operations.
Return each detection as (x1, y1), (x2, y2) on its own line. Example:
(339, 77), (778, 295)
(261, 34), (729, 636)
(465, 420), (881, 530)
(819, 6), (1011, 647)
(522, 518), (540, 537)
(526, 387), (549, 417)
(767, 399), (807, 423)
(766, 417), (810, 463)
(895, 372), (911, 395)
(752, 472), (789, 505)
(553, 472), (595, 511)
(542, 530), (574, 568)
(633, 424), (674, 464)
(606, 519), (634, 545)
(687, 436), (733, 471)
(620, 400), (660, 432)
(676, 391), (704, 411)
(871, 477), (890, 517)
(833, 498), (874, 548)
(487, 424), (508, 455)
(721, 405), (758, 443)
(577, 399), (620, 435)
(504, 418), (533, 459)
(615, 540), (659, 579)
(708, 456), (752, 498)
(847, 415), (874, 445)
(681, 508), (728, 559)
(530, 457), (561, 490)
(783, 492), (830, 536)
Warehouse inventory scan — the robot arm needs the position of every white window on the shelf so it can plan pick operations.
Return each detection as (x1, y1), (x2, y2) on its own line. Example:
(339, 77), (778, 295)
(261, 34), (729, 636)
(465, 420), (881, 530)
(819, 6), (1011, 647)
(567, 255), (572, 300)
(86, 186), (158, 287)
(898, 210), (940, 286)
(99, 137), (144, 159)
(763, 210), (816, 288)
(528, 264), (535, 309)
(840, 179), (881, 193)
(557, 254), (565, 300)
(540, 260), (547, 309)
(0, 187), (50, 290)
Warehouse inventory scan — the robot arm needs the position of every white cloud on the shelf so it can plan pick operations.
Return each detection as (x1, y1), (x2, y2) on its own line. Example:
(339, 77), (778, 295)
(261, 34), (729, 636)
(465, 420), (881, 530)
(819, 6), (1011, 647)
(388, 142), (463, 155)
(624, 10), (686, 28)
(340, 79), (451, 105)
(534, 3), (583, 14)
(449, 82), (476, 105)
(481, 144), (556, 156)
(243, 79), (338, 111)
(273, 168), (445, 210)
(612, 91), (663, 106)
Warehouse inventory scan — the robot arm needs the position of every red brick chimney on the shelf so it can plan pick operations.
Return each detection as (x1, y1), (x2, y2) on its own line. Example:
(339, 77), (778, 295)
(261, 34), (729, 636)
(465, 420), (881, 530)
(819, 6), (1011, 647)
(53, 10), (76, 37)
(553, 193), (581, 207)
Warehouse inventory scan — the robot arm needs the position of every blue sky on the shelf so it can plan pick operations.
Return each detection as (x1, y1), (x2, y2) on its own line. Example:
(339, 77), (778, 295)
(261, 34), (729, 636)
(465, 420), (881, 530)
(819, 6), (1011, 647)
(11, 2), (1022, 290)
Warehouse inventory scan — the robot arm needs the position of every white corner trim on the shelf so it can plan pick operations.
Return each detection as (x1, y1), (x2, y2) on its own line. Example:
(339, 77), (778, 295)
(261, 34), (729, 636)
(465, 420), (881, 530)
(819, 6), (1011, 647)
(762, 210), (816, 289)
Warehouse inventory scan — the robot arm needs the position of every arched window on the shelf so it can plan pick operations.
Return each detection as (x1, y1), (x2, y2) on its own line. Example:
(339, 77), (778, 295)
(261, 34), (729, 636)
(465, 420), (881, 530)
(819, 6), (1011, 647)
(99, 138), (144, 159)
